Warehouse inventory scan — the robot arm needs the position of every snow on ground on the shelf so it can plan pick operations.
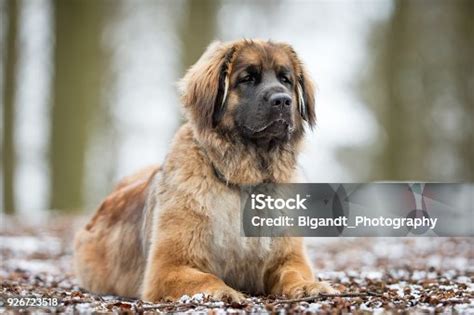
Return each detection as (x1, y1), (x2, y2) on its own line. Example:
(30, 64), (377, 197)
(1, 216), (473, 313)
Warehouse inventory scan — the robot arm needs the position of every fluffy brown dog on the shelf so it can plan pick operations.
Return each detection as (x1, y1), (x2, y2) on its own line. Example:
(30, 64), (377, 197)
(74, 39), (336, 302)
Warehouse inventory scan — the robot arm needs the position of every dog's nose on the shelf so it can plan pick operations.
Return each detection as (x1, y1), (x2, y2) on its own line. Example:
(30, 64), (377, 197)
(269, 93), (292, 108)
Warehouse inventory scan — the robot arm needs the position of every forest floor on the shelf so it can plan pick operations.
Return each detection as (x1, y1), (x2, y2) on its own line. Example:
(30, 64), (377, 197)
(1, 215), (473, 314)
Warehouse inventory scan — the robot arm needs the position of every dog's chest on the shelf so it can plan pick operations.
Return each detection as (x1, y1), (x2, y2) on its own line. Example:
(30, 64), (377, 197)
(205, 191), (272, 292)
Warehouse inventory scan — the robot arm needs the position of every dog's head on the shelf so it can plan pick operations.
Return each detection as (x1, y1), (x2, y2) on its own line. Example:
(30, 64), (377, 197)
(180, 39), (315, 145)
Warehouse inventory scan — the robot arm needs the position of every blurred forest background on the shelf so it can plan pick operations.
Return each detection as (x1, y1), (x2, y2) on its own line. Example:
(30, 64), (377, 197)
(1, 0), (473, 215)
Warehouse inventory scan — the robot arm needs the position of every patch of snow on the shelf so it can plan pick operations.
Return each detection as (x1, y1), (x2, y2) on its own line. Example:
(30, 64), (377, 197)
(211, 301), (225, 307)
(454, 301), (474, 314)
(411, 270), (426, 281)
(444, 269), (457, 279)
(0, 236), (62, 256)
(306, 303), (321, 312)
(426, 256), (441, 268)
(179, 295), (191, 303)
(75, 303), (93, 314)
(359, 302), (373, 311)
(373, 307), (386, 314)
(191, 293), (204, 302)
(449, 257), (470, 270)
(5, 259), (59, 274)
(388, 283), (406, 297)
(361, 270), (383, 280)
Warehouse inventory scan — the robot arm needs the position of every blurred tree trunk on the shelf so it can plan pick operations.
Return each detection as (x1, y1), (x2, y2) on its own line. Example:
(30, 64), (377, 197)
(360, 0), (473, 181)
(180, 0), (220, 73)
(176, 0), (220, 126)
(380, 0), (410, 179)
(50, 0), (103, 211)
(2, 0), (19, 214)
(455, 0), (474, 179)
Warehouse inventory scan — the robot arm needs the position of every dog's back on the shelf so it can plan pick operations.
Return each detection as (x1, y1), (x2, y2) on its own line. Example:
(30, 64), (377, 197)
(73, 165), (160, 297)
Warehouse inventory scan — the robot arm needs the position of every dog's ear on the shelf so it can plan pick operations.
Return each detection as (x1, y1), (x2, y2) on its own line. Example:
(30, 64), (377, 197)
(296, 68), (316, 128)
(284, 46), (316, 128)
(179, 41), (237, 131)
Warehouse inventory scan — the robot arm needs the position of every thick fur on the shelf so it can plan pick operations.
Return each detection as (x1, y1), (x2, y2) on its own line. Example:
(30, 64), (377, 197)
(74, 39), (335, 302)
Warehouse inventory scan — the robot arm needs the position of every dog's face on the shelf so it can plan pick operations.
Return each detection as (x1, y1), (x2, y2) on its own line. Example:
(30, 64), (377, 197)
(180, 40), (315, 146)
(229, 45), (304, 141)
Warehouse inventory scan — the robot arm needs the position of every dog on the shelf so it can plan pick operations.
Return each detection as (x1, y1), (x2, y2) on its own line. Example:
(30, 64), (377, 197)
(74, 39), (336, 302)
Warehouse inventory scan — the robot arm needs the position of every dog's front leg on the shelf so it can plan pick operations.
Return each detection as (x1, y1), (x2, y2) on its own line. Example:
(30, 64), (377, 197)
(265, 240), (337, 298)
(142, 262), (244, 303)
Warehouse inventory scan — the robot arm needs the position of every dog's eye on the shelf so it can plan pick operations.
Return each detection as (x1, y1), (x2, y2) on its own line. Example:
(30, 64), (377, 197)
(280, 75), (292, 85)
(239, 74), (255, 84)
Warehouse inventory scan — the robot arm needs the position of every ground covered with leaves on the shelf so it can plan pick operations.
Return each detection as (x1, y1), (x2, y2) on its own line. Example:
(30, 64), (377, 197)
(1, 215), (473, 314)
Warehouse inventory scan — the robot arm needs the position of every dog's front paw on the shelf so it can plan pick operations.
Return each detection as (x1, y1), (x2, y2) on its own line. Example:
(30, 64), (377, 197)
(205, 286), (245, 303)
(281, 281), (338, 298)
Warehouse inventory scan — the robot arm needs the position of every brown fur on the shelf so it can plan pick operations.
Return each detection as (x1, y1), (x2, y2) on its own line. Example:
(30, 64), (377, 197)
(74, 39), (335, 302)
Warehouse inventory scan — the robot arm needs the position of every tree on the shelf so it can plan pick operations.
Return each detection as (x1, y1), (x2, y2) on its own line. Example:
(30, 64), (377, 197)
(2, 0), (19, 214)
(49, 0), (104, 211)
(179, 0), (220, 73)
(359, 0), (473, 181)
